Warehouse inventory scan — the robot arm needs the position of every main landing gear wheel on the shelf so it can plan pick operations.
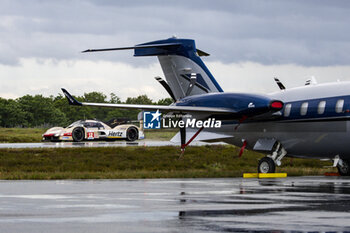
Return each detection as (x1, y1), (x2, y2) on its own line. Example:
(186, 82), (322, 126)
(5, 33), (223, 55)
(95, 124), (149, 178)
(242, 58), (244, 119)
(72, 127), (85, 142)
(337, 159), (350, 176)
(258, 157), (276, 173)
(126, 127), (138, 142)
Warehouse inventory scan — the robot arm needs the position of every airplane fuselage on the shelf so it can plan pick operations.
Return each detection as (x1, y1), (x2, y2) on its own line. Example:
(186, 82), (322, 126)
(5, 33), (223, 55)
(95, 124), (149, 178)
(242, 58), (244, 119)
(223, 81), (350, 159)
(74, 37), (350, 174)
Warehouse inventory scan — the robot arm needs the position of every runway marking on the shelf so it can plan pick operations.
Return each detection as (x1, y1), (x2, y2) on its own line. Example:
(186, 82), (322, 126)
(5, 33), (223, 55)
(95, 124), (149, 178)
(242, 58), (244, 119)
(243, 173), (287, 178)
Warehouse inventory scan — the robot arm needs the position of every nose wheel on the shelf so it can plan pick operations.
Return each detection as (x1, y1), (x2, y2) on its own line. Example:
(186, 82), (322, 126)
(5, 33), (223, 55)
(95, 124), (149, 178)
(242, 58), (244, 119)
(258, 157), (276, 173)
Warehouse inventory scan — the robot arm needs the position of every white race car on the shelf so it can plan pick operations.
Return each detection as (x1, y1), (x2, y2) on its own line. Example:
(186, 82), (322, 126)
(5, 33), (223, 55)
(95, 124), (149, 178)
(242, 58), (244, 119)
(42, 119), (144, 142)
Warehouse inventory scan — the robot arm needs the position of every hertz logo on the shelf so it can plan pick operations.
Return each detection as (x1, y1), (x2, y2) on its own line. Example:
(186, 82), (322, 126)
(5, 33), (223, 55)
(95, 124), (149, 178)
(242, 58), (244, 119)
(108, 131), (123, 137)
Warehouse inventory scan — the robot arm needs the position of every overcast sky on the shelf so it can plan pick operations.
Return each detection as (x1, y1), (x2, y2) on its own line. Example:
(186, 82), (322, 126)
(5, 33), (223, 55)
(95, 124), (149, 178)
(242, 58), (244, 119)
(1, 0), (350, 100)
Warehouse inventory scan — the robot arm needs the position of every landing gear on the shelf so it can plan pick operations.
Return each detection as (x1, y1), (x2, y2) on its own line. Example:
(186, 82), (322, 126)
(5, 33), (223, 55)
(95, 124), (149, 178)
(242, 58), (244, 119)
(337, 159), (350, 176)
(258, 142), (287, 173)
(258, 157), (275, 173)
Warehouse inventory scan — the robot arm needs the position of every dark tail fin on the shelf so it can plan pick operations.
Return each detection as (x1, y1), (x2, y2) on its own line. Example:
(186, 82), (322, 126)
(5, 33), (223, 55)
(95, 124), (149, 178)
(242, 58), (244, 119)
(82, 37), (223, 100)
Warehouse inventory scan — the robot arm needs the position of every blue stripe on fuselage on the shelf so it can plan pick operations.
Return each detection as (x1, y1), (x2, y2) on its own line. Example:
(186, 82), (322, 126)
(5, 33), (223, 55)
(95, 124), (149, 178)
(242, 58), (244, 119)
(281, 95), (350, 121)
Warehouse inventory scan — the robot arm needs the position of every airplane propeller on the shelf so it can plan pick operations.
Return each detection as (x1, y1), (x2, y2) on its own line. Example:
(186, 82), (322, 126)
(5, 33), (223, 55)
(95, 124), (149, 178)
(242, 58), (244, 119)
(274, 77), (286, 90)
(155, 77), (176, 102)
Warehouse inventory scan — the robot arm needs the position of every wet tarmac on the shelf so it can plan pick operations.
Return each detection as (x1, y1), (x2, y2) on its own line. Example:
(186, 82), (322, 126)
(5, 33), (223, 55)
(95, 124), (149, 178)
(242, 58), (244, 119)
(0, 177), (350, 232)
(0, 140), (224, 149)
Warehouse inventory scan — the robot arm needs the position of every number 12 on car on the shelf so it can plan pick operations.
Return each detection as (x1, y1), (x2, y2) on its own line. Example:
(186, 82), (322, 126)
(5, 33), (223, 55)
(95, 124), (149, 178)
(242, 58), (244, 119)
(87, 132), (94, 139)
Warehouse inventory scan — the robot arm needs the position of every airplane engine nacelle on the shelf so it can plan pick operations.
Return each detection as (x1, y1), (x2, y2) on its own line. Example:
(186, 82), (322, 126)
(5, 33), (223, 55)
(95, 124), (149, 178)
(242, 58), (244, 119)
(175, 93), (283, 118)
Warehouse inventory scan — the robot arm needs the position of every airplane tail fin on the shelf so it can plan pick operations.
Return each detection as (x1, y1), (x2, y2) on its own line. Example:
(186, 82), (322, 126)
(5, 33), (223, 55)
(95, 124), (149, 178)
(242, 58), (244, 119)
(83, 37), (223, 100)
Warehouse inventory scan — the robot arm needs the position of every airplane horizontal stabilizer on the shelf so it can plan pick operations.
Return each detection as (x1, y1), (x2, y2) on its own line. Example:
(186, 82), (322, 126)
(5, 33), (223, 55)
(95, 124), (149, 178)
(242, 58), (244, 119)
(82, 43), (181, 53)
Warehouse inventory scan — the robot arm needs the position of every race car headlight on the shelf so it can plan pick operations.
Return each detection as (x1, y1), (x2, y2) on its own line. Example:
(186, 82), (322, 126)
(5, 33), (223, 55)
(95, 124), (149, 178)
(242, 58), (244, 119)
(54, 133), (59, 137)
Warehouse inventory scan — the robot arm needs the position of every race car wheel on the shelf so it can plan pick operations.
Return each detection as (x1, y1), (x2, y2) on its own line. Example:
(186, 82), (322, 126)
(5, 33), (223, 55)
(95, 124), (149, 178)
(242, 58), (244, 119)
(72, 127), (85, 142)
(337, 159), (350, 176)
(126, 127), (138, 142)
(258, 157), (276, 173)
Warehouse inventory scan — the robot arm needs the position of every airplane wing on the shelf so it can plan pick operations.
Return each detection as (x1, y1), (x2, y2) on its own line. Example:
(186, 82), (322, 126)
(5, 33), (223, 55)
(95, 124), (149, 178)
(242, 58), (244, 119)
(61, 88), (236, 115)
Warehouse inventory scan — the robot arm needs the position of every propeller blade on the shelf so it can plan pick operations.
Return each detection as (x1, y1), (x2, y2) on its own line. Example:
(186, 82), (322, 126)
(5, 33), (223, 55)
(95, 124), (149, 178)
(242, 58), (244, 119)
(155, 77), (176, 101)
(274, 77), (286, 90)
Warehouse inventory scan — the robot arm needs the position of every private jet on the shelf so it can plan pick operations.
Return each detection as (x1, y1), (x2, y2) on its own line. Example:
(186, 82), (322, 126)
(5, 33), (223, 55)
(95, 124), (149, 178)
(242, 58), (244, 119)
(62, 37), (350, 175)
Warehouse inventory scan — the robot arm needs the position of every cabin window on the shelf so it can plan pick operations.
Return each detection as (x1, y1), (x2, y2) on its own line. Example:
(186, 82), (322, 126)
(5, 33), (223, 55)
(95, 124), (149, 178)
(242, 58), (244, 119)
(335, 99), (344, 113)
(300, 102), (308, 116)
(317, 101), (326, 114)
(284, 103), (291, 117)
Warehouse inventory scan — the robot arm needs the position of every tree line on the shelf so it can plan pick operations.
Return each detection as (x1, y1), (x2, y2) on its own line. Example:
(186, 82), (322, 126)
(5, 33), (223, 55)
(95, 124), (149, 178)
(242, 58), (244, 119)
(0, 92), (173, 128)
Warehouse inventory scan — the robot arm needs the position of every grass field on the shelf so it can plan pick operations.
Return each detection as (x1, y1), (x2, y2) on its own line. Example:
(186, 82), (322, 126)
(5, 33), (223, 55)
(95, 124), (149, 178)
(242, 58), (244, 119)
(143, 129), (177, 141)
(0, 128), (44, 143)
(0, 128), (177, 143)
(0, 145), (337, 180)
(0, 128), (338, 179)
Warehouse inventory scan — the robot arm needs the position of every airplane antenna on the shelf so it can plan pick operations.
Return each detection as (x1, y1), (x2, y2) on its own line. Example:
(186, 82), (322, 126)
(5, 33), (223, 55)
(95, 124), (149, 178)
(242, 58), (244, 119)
(305, 76), (317, 86)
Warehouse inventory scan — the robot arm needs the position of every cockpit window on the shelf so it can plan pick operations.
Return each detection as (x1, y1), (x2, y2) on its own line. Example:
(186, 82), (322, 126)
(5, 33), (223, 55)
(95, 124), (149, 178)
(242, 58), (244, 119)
(82, 122), (104, 129)
(83, 122), (99, 128)
(67, 121), (81, 128)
